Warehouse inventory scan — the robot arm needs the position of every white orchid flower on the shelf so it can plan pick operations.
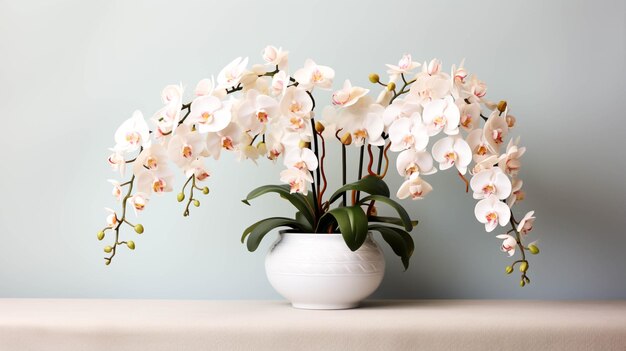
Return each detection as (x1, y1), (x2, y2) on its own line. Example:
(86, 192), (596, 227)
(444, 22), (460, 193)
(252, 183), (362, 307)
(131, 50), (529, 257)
(184, 158), (211, 181)
(507, 178), (524, 207)
(495, 234), (517, 256)
(262, 45), (289, 69)
(470, 167), (512, 200)
(483, 111), (509, 153)
(161, 83), (183, 106)
(382, 99), (422, 130)
(283, 147), (318, 171)
(466, 128), (495, 164)
(217, 57), (249, 88)
(396, 148), (436, 178)
(280, 167), (313, 195)
(498, 137), (526, 176)
(388, 113), (429, 152)
(474, 195), (511, 232)
(469, 75), (487, 99)
(386, 54), (421, 80)
(397, 175), (433, 200)
(204, 122), (243, 160)
(104, 208), (118, 228)
(469, 154), (499, 175)
(280, 86), (313, 121)
(136, 166), (174, 195)
(114, 110), (150, 153)
(323, 96), (384, 146)
(188, 95), (232, 133)
(237, 89), (279, 135)
(167, 125), (205, 168)
(432, 136), (472, 174)
(271, 70), (289, 97)
(195, 76), (226, 99)
(108, 179), (123, 201)
(128, 192), (149, 216)
(107, 151), (126, 176)
(425, 58), (442, 76)
(408, 61), (451, 103)
(132, 144), (169, 175)
(332, 80), (369, 107)
(458, 101), (481, 131)
(517, 211), (536, 235)
(422, 96), (461, 136)
(293, 59), (335, 90)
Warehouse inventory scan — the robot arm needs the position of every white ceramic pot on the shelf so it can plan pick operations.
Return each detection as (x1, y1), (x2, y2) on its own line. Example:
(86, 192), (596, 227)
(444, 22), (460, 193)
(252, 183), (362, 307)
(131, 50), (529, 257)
(265, 232), (385, 310)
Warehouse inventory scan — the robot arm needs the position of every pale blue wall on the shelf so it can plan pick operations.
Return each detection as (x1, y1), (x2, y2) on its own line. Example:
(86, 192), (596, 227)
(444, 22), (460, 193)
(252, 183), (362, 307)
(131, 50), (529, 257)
(0, 0), (624, 299)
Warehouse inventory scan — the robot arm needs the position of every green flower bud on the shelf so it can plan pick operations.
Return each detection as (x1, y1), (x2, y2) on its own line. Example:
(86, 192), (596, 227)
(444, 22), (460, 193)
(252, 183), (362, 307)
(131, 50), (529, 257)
(387, 82), (396, 91)
(127, 241), (135, 250)
(520, 261), (528, 273)
(193, 199), (200, 207)
(134, 224), (144, 234)
(104, 258), (111, 266)
(177, 193), (185, 202)
(368, 73), (380, 83)
(505, 266), (514, 274)
(529, 244), (540, 254)
(202, 187), (209, 195)
(97, 231), (105, 241)
(520, 279), (526, 287)
(104, 246), (113, 253)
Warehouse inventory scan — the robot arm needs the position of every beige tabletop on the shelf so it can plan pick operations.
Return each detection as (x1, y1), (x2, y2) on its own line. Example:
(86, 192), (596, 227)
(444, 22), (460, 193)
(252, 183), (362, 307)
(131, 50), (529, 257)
(0, 299), (624, 350)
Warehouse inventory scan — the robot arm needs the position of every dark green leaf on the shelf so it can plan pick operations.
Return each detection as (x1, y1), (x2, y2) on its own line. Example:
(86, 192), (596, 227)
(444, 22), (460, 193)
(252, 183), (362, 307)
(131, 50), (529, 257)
(242, 217), (302, 252)
(359, 195), (415, 231)
(317, 206), (368, 251)
(369, 216), (418, 228)
(369, 224), (415, 270)
(328, 175), (390, 204)
(295, 211), (314, 232)
(242, 185), (315, 226)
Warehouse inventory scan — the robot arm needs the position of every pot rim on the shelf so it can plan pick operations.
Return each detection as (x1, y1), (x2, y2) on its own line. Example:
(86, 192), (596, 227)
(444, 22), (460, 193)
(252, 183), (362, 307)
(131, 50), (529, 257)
(278, 230), (373, 236)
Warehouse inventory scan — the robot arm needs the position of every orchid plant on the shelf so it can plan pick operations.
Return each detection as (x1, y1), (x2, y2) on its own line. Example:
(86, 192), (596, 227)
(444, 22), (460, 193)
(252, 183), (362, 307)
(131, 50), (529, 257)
(98, 46), (539, 286)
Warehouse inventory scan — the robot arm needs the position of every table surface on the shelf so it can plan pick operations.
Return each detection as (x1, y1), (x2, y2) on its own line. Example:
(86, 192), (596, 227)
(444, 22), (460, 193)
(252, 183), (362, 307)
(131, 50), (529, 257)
(1, 299), (625, 351)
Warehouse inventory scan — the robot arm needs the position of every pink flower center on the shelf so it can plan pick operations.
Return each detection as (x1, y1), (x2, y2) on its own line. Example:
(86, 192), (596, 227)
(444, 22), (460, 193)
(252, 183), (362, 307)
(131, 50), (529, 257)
(433, 115), (446, 128)
(152, 179), (166, 193)
(257, 110), (269, 123)
(354, 129), (368, 141)
(405, 163), (419, 176)
(485, 212), (498, 224)
(445, 152), (457, 164)
(125, 131), (141, 145)
(146, 157), (158, 169)
(201, 111), (214, 123)
(182, 145), (193, 158)
(221, 137), (234, 150)
(492, 128), (504, 144)
(482, 184), (495, 196)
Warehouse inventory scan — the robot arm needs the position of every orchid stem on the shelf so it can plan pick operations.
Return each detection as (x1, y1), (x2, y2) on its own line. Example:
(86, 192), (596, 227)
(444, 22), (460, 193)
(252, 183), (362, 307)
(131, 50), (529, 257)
(341, 144), (347, 207)
(356, 145), (364, 202)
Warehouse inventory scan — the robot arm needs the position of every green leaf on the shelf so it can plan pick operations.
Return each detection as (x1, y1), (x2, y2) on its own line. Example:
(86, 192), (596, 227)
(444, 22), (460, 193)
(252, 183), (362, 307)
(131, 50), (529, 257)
(359, 195), (415, 231)
(369, 216), (418, 228)
(295, 211), (314, 232)
(369, 224), (415, 270)
(242, 217), (302, 252)
(317, 206), (368, 251)
(328, 175), (390, 204)
(242, 185), (315, 227)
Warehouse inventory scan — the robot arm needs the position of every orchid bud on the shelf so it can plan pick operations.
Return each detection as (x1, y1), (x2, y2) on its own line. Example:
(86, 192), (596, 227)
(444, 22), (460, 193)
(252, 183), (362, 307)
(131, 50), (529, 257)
(520, 280), (526, 287)
(387, 82), (396, 91)
(193, 199), (200, 207)
(519, 261), (528, 272)
(177, 193), (185, 202)
(315, 121), (325, 133)
(257, 142), (267, 155)
(127, 241), (135, 250)
(299, 140), (311, 149)
(497, 100), (507, 113)
(104, 258), (111, 266)
(529, 244), (540, 254)
(368, 73), (380, 83)
(202, 187), (210, 195)
(506, 115), (516, 128)
(340, 133), (352, 146)
(104, 246), (113, 253)
(134, 224), (144, 234)
(97, 231), (105, 241)
(505, 266), (514, 274)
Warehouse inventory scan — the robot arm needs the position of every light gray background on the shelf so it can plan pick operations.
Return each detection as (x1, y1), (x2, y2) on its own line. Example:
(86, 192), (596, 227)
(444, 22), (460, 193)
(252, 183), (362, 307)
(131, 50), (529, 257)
(0, 0), (624, 299)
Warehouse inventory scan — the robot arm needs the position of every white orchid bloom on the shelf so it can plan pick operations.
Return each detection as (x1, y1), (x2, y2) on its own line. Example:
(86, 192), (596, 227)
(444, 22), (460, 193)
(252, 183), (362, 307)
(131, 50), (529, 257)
(332, 80), (369, 107)
(271, 70), (289, 97)
(397, 175), (433, 200)
(136, 166), (174, 195)
(217, 57), (249, 88)
(498, 137), (526, 176)
(262, 45), (289, 69)
(458, 101), (481, 131)
(495, 234), (517, 256)
(114, 110), (150, 153)
(450, 60), (470, 100)
(382, 99), (422, 130)
(323, 96), (385, 146)
(107, 151), (126, 176)
(432, 136), (472, 174)
(474, 195), (511, 232)
(280, 167), (313, 195)
(283, 147), (318, 171)
(132, 144), (169, 175)
(507, 178), (524, 207)
(517, 211), (536, 235)
(108, 179), (123, 201)
(396, 148), (436, 178)
(425, 58), (442, 76)
(128, 192), (149, 216)
(161, 84), (183, 106)
(293, 59), (334, 90)
(388, 113), (429, 152)
(470, 167), (512, 200)
(385, 54), (420, 80)
(470, 154), (499, 175)
(184, 158), (211, 182)
(280, 86), (312, 119)
(195, 76), (226, 99)
(466, 128), (495, 164)
(483, 111), (509, 153)
(469, 75), (487, 99)
(237, 89), (279, 135)
(205, 122), (243, 160)
(422, 96), (461, 136)
(188, 95), (232, 134)
(408, 61), (451, 103)
(167, 125), (205, 168)
(104, 208), (118, 228)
